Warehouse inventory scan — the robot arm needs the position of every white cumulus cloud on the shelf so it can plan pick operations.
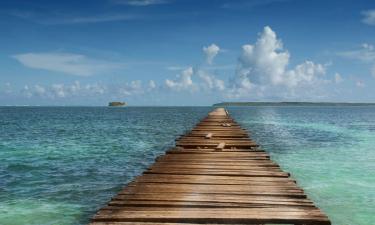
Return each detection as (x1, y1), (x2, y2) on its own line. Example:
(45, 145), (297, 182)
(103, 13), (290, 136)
(203, 44), (220, 64)
(229, 26), (327, 98)
(117, 80), (147, 96)
(34, 84), (46, 96)
(21, 85), (32, 98)
(284, 61), (326, 87)
(165, 66), (226, 93)
(51, 84), (66, 98)
(149, 80), (156, 89)
(165, 67), (195, 91)
(198, 71), (225, 91)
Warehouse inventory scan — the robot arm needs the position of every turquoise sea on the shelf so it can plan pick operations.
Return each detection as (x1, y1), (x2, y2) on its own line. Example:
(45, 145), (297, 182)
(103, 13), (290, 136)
(0, 106), (374, 225)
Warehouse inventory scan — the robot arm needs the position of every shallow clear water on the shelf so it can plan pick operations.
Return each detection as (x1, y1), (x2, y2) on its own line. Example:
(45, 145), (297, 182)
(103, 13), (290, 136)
(0, 106), (374, 225)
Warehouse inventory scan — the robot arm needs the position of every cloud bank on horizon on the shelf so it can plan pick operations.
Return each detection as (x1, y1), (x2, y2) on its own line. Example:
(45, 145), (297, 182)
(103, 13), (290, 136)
(5, 26), (342, 104)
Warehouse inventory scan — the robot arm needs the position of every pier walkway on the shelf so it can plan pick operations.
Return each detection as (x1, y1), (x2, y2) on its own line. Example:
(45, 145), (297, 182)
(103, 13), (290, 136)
(91, 108), (331, 225)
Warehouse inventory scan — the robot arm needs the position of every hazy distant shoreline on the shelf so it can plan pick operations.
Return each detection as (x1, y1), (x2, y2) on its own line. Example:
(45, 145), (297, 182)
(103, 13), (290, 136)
(213, 102), (375, 107)
(2, 103), (375, 107)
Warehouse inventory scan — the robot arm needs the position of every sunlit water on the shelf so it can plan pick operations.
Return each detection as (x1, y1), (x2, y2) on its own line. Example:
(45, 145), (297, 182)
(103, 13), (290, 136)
(0, 106), (374, 225)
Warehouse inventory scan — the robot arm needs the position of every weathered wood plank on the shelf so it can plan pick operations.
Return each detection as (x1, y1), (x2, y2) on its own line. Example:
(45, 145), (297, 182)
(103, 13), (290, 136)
(90, 108), (331, 225)
(93, 207), (330, 225)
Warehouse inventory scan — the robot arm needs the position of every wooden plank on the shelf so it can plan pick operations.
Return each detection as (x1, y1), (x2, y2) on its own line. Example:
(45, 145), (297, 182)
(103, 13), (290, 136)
(107, 200), (313, 208)
(166, 148), (263, 153)
(164, 150), (268, 155)
(123, 183), (304, 191)
(144, 169), (290, 177)
(186, 133), (249, 138)
(176, 142), (258, 146)
(134, 174), (298, 185)
(152, 162), (279, 168)
(91, 222), (243, 225)
(177, 137), (251, 141)
(120, 185), (306, 197)
(93, 207), (330, 225)
(149, 163), (282, 170)
(156, 155), (271, 161)
(90, 108), (331, 225)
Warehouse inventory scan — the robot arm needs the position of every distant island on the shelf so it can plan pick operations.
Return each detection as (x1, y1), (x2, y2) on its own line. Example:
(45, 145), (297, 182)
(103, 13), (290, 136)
(108, 102), (127, 107)
(213, 102), (375, 107)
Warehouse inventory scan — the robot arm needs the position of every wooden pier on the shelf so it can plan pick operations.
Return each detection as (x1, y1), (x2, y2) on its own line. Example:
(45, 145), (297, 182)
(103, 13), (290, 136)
(91, 108), (331, 225)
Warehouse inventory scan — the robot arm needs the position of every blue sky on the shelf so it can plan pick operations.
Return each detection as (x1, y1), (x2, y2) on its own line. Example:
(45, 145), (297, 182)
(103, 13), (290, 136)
(1, 0), (375, 105)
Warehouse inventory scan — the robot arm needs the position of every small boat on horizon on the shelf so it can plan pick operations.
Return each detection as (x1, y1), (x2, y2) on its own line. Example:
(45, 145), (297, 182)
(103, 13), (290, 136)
(108, 102), (126, 107)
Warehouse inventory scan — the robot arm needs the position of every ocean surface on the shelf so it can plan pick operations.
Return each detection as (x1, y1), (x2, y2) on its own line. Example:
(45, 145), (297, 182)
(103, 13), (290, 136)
(0, 106), (374, 225)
